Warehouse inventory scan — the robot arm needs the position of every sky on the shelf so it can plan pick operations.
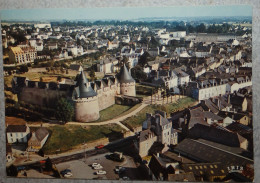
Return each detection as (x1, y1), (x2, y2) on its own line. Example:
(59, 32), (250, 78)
(0, 5), (252, 21)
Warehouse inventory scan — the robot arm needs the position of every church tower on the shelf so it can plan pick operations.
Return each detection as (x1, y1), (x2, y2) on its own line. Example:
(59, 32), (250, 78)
(118, 64), (136, 96)
(72, 71), (100, 122)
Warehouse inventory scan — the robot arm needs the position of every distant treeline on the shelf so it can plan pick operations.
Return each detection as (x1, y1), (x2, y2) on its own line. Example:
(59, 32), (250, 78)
(50, 20), (251, 35)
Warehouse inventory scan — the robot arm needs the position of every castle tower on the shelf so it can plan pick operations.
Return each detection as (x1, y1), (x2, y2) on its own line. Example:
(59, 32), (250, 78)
(118, 64), (136, 96)
(72, 71), (100, 122)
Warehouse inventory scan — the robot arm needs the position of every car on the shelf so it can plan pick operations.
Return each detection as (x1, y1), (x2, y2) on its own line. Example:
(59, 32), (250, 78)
(63, 172), (73, 178)
(93, 165), (103, 170)
(115, 166), (126, 174)
(95, 145), (104, 149)
(61, 169), (72, 175)
(17, 166), (26, 171)
(92, 163), (100, 167)
(122, 176), (130, 180)
(96, 170), (106, 175)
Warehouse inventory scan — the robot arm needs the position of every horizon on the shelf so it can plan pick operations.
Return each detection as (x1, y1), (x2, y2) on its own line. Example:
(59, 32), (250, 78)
(0, 5), (252, 22)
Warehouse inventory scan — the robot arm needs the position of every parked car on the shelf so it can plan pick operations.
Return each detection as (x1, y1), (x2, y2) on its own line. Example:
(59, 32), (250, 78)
(93, 165), (103, 170)
(122, 176), (130, 180)
(115, 166), (126, 174)
(96, 170), (106, 175)
(63, 172), (73, 178)
(61, 169), (72, 175)
(95, 145), (104, 149)
(92, 163), (100, 167)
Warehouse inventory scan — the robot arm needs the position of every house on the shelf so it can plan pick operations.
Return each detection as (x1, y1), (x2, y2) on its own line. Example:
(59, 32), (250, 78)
(97, 57), (118, 74)
(187, 79), (227, 101)
(229, 94), (248, 112)
(148, 154), (196, 181)
(218, 111), (250, 126)
(6, 144), (14, 163)
(172, 68), (190, 86)
(6, 124), (30, 143)
(138, 111), (178, 157)
(48, 43), (58, 50)
(28, 127), (49, 152)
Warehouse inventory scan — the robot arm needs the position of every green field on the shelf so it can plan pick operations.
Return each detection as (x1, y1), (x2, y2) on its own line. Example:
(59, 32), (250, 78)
(121, 97), (197, 130)
(42, 124), (125, 154)
(97, 104), (133, 121)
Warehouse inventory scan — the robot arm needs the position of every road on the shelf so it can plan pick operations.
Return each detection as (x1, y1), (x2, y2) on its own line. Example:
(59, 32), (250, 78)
(12, 135), (137, 167)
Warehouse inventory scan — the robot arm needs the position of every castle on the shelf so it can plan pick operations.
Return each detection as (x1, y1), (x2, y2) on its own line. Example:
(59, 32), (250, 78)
(12, 64), (136, 122)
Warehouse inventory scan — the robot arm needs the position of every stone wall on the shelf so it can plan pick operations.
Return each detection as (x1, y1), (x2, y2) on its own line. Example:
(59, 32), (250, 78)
(74, 96), (100, 122)
(19, 87), (68, 108)
(97, 85), (118, 111)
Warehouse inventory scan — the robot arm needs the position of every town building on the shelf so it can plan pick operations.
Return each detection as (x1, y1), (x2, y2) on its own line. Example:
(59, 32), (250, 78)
(28, 127), (49, 152)
(8, 46), (37, 64)
(6, 124), (30, 143)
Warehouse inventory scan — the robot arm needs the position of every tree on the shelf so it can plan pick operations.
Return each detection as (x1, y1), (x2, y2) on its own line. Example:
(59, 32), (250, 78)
(6, 164), (18, 177)
(89, 69), (96, 81)
(138, 51), (151, 67)
(55, 98), (74, 123)
(196, 23), (206, 33)
(19, 65), (28, 73)
(131, 65), (147, 81)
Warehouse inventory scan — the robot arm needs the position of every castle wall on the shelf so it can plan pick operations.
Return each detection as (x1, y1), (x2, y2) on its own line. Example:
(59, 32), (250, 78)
(74, 96), (100, 122)
(120, 82), (136, 97)
(97, 84), (118, 111)
(19, 87), (68, 108)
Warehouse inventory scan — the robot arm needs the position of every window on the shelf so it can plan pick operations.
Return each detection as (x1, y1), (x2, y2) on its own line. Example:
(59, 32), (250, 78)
(214, 165), (218, 168)
(195, 166), (198, 170)
(221, 170), (225, 173)
(210, 170), (214, 174)
(189, 167), (192, 170)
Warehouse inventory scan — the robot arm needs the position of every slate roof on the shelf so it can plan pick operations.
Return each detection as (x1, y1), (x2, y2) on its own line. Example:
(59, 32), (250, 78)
(74, 71), (97, 98)
(33, 127), (49, 141)
(117, 64), (135, 83)
(188, 107), (209, 128)
(6, 125), (28, 133)
(174, 138), (253, 166)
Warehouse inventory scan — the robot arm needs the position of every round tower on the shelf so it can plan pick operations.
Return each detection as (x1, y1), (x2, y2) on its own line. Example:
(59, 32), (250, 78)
(72, 71), (100, 122)
(118, 64), (136, 96)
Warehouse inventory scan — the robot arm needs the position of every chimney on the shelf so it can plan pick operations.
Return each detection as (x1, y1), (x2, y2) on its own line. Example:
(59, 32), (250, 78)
(157, 153), (160, 158)
(228, 94), (230, 104)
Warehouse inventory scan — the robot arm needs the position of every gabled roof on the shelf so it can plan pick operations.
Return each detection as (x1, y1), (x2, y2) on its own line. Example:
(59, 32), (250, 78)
(6, 125), (28, 133)
(117, 64), (135, 83)
(31, 127), (49, 142)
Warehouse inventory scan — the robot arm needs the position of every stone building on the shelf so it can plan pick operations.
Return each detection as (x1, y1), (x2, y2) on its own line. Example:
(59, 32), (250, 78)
(12, 64), (136, 122)
(138, 111), (178, 157)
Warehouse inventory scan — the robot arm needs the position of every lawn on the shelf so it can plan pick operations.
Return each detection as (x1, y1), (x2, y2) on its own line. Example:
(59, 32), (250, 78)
(97, 104), (133, 121)
(42, 124), (126, 155)
(121, 97), (197, 130)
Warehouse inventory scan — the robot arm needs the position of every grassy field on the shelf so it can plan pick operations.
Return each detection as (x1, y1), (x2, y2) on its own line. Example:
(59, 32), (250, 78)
(97, 104), (132, 121)
(121, 97), (197, 130)
(42, 124), (126, 155)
